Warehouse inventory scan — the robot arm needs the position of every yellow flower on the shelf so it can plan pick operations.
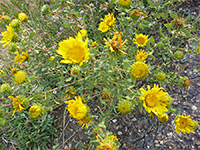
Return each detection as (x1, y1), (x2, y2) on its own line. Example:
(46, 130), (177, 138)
(14, 51), (28, 64)
(197, 46), (200, 54)
(156, 72), (166, 81)
(130, 9), (143, 17)
(65, 96), (87, 120)
(80, 29), (87, 37)
(135, 49), (148, 62)
(18, 12), (27, 21)
(78, 117), (91, 129)
(29, 104), (42, 118)
(175, 115), (198, 134)
(98, 22), (110, 33)
(96, 132), (119, 150)
(119, 0), (131, 7)
(117, 100), (133, 114)
(10, 64), (17, 73)
(90, 41), (98, 47)
(0, 12), (10, 24)
(56, 32), (90, 66)
(179, 76), (193, 90)
(49, 56), (55, 61)
(133, 34), (149, 47)
(131, 62), (149, 79)
(0, 25), (14, 47)
(139, 84), (172, 116)
(8, 96), (25, 116)
(14, 71), (26, 84)
(157, 113), (168, 123)
(104, 31), (127, 55)
(98, 13), (116, 33)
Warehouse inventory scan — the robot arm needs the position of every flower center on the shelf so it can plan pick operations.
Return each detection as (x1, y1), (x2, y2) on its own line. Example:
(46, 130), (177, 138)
(103, 143), (113, 150)
(145, 93), (157, 107)
(179, 118), (188, 128)
(137, 37), (145, 45)
(68, 46), (84, 63)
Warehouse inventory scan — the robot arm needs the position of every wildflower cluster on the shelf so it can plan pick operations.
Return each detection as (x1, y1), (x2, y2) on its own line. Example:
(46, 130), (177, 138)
(0, 0), (199, 149)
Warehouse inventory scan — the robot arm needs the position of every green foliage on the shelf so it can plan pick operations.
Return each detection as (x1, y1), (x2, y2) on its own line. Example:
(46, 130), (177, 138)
(0, 0), (199, 149)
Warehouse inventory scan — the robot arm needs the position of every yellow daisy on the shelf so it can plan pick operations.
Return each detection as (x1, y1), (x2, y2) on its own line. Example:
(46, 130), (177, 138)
(65, 96), (87, 120)
(14, 51), (28, 64)
(13, 71), (26, 84)
(139, 84), (172, 116)
(96, 132), (119, 150)
(133, 34), (149, 47)
(119, 0), (131, 7)
(56, 31), (90, 66)
(197, 46), (200, 54)
(8, 96), (25, 116)
(135, 49), (148, 62)
(175, 115), (198, 134)
(98, 13), (116, 33)
(0, 25), (14, 47)
(79, 29), (87, 37)
(78, 117), (91, 129)
(98, 22), (110, 33)
(18, 12), (27, 21)
(104, 31), (127, 55)
(131, 61), (149, 79)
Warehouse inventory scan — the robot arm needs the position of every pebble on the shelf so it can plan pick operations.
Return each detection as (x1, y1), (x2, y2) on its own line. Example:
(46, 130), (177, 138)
(117, 131), (123, 135)
(191, 105), (197, 111)
(112, 119), (117, 123)
(155, 144), (160, 147)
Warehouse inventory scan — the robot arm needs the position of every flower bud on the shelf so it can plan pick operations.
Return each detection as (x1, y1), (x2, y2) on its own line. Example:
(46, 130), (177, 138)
(0, 83), (11, 95)
(157, 113), (168, 123)
(3, 15), (11, 24)
(41, 4), (50, 14)
(0, 118), (8, 126)
(156, 72), (166, 81)
(174, 50), (184, 59)
(8, 42), (18, 52)
(14, 71), (26, 84)
(119, 0), (131, 7)
(117, 99), (133, 114)
(18, 12), (28, 22)
(9, 19), (22, 32)
(70, 65), (80, 75)
(29, 104), (42, 118)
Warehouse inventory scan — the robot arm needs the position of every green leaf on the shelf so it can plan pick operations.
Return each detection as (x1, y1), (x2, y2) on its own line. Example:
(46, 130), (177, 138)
(62, 23), (73, 28)
(70, 11), (81, 18)
(169, 11), (178, 19)
(29, 32), (35, 40)
(7, 131), (15, 140)
(164, 23), (172, 32)
(147, 0), (154, 8)
(32, 94), (44, 99)
(155, 42), (164, 47)
(148, 54), (156, 60)
(51, 4), (60, 10)
(29, 76), (37, 81)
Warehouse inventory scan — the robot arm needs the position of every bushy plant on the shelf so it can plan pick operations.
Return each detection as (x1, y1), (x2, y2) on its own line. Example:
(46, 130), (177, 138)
(0, 0), (199, 149)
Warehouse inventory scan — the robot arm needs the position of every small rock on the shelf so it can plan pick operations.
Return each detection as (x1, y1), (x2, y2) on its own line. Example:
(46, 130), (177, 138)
(117, 131), (123, 135)
(112, 119), (117, 123)
(191, 105), (197, 111)
(155, 144), (160, 147)
(160, 141), (163, 145)
(155, 140), (158, 143)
